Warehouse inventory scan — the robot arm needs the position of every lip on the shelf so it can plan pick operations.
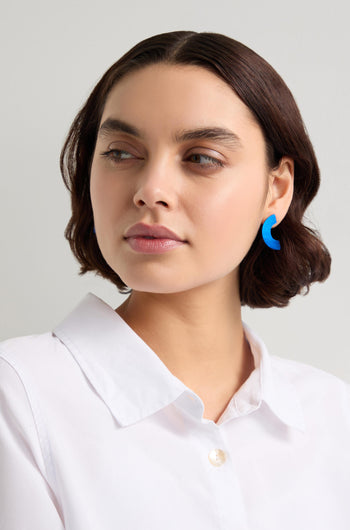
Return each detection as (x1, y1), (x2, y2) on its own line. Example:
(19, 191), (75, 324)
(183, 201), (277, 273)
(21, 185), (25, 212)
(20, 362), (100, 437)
(124, 223), (185, 242)
(126, 237), (185, 254)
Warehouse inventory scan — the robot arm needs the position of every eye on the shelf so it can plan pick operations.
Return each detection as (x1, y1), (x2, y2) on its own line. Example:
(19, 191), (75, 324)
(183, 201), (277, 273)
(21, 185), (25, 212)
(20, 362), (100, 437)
(187, 153), (224, 168)
(100, 149), (225, 168)
(100, 149), (137, 162)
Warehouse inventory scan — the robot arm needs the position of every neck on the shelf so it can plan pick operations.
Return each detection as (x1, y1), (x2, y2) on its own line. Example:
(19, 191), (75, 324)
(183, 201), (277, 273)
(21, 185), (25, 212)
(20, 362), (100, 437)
(115, 275), (255, 420)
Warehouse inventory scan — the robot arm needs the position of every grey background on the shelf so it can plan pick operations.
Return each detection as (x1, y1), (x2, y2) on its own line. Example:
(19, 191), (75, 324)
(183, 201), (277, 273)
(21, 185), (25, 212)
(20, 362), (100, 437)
(1, 0), (349, 382)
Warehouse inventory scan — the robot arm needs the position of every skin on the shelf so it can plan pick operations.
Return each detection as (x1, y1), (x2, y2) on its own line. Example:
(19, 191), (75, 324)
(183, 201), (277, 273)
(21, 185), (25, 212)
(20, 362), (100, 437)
(90, 63), (294, 423)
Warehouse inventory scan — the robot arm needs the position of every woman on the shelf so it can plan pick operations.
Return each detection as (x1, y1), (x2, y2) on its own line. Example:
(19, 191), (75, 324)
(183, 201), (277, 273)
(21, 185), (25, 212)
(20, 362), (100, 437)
(1, 31), (349, 529)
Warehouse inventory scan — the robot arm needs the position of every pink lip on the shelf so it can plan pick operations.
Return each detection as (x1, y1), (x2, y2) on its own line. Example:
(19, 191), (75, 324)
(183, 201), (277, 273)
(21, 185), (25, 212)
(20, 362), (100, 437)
(126, 237), (185, 254)
(124, 223), (187, 254)
(124, 223), (185, 241)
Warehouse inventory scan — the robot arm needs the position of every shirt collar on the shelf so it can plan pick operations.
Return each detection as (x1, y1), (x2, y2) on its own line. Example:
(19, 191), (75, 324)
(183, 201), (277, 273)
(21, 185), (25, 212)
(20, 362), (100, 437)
(231, 322), (305, 432)
(53, 292), (305, 432)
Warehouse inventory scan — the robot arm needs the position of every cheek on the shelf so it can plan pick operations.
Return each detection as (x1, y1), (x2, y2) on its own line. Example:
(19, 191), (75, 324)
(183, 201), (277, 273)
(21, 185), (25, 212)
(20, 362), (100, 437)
(196, 172), (267, 248)
(90, 164), (127, 222)
(90, 160), (104, 211)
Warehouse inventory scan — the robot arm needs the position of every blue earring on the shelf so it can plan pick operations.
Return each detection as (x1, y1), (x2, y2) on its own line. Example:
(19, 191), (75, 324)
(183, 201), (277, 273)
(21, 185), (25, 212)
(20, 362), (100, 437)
(93, 226), (96, 234)
(262, 214), (281, 250)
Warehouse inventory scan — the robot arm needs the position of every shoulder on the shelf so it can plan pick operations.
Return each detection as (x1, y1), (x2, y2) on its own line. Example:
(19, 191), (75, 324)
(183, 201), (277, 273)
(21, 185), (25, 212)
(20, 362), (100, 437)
(244, 321), (350, 413)
(0, 332), (64, 364)
(0, 332), (74, 389)
(0, 331), (90, 434)
(0, 331), (59, 356)
(271, 353), (350, 394)
(271, 354), (350, 429)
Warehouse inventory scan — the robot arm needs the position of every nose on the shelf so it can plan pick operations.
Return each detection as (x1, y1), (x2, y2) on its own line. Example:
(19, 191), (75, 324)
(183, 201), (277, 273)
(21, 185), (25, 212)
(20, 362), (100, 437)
(132, 158), (178, 210)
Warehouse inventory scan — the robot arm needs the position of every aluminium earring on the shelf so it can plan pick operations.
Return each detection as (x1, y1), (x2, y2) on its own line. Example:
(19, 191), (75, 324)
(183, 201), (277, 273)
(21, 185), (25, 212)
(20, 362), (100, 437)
(262, 214), (281, 250)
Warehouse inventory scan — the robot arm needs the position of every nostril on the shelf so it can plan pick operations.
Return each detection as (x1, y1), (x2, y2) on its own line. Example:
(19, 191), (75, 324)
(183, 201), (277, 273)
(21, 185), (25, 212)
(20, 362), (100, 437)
(136, 200), (168, 208)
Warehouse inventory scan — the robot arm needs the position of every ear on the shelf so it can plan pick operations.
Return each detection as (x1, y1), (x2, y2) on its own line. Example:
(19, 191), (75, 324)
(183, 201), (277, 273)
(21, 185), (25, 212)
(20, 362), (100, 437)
(263, 156), (294, 224)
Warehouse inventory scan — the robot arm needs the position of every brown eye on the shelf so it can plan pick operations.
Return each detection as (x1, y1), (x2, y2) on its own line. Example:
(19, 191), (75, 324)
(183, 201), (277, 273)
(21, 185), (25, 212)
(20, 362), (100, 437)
(188, 153), (224, 167)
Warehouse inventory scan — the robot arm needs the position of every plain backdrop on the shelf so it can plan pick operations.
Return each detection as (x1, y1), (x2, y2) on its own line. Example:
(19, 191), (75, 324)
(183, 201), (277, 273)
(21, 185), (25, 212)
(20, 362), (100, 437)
(1, 0), (349, 382)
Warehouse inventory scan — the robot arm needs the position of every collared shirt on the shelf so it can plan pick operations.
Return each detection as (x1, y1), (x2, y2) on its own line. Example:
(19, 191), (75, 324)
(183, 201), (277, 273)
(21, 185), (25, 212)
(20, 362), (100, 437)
(0, 292), (349, 530)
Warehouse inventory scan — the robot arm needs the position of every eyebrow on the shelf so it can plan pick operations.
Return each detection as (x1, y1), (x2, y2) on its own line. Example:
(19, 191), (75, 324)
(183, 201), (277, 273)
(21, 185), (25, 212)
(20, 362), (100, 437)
(98, 118), (243, 150)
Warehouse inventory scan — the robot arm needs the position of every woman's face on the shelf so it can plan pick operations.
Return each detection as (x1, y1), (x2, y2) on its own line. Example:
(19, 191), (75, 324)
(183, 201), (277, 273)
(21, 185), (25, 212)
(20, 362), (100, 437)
(90, 63), (273, 294)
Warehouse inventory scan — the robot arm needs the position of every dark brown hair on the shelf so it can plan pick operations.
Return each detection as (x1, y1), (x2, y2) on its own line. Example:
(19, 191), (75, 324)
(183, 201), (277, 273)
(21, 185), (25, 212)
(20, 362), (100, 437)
(60, 30), (331, 308)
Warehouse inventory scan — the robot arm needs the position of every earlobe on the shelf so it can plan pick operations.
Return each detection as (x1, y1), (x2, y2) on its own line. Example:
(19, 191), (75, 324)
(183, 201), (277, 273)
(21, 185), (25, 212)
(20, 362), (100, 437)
(264, 156), (294, 224)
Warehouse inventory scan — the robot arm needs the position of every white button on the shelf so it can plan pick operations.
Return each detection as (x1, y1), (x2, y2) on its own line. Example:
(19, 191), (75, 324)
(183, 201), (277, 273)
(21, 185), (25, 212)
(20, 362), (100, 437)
(208, 448), (226, 467)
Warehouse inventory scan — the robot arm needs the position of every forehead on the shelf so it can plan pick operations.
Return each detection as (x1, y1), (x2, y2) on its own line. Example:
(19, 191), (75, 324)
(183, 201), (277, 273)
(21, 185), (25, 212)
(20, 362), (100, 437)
(101, 63), (258, 133)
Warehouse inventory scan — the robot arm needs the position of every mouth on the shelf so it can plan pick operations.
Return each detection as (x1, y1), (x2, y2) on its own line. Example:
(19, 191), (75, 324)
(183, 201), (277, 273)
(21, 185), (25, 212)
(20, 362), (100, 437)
(124, 235), (186, 254)
(124, 223), (185, 242)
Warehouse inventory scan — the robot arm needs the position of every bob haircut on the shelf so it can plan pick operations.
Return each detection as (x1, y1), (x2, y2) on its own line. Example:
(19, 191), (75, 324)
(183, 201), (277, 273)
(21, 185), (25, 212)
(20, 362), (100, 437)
(60, 30), (331, 308)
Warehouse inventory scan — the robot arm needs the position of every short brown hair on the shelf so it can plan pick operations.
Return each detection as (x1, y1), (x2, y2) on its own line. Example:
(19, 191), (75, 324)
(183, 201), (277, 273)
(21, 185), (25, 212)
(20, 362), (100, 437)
(60, 31), (331, 308)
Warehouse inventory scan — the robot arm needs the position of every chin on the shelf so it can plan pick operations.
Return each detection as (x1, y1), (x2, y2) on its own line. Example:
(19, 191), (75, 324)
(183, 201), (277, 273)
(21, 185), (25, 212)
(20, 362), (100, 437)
(116, 273), (195, 294)
(123, 282), (185, 294)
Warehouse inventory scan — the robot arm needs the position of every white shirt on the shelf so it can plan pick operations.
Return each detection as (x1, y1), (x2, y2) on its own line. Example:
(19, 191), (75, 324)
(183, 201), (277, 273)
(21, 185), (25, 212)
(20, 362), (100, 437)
(0, 293), (349, 530)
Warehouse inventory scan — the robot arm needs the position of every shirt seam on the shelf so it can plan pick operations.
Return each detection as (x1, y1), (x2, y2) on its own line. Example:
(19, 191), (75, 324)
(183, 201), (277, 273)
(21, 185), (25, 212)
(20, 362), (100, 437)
(0, 352), (60, 505)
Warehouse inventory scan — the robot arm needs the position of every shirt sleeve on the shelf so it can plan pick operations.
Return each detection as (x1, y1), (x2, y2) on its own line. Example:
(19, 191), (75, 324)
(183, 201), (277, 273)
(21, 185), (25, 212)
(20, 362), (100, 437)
(0, 356), (65, 530)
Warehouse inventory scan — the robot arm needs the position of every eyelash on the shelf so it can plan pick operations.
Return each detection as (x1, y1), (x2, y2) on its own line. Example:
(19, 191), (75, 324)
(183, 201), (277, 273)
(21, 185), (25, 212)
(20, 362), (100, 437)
(100, 149), (225, 168)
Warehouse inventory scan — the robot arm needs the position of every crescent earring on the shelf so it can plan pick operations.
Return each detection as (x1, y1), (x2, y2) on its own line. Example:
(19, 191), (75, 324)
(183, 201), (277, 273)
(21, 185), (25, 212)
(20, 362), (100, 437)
(262, 214), (281, 250)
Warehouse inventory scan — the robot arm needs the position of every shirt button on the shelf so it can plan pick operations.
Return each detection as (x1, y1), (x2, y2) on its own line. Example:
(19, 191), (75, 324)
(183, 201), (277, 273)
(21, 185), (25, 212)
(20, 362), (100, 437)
(208, 448), (226, 467)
